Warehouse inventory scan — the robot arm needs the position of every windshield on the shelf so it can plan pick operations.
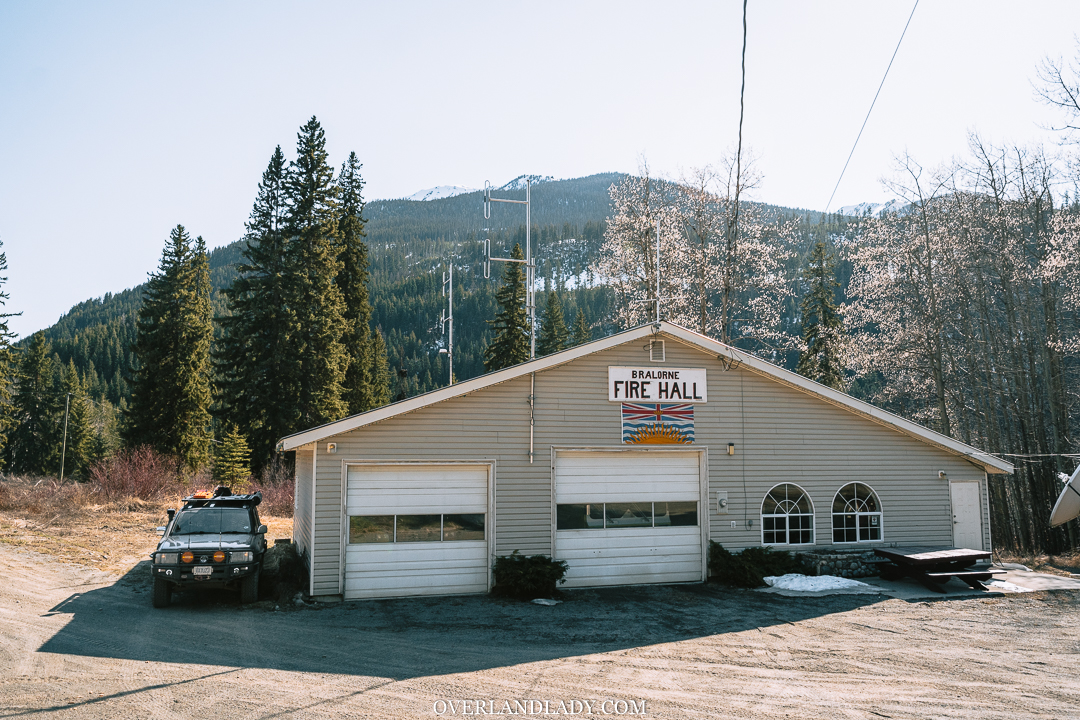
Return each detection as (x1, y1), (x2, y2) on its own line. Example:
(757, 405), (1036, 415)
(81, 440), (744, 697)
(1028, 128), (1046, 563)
(171, 507), (252, 535)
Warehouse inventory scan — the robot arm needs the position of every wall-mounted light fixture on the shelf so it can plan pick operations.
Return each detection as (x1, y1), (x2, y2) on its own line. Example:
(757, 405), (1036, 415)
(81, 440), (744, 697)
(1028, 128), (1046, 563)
(938, 470), (947, 479)
(327, 443), (337, 454)
(727, 443), (735, 456)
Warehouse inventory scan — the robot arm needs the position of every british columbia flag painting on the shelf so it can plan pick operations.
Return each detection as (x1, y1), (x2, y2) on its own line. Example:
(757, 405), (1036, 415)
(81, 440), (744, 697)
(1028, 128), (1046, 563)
(621, 403), (695, 445)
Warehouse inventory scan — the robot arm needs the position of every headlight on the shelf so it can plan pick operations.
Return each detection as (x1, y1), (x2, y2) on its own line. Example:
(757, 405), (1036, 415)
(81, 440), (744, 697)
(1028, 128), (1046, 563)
(230, 551), (254, 563)
(156, 553), (178, 564)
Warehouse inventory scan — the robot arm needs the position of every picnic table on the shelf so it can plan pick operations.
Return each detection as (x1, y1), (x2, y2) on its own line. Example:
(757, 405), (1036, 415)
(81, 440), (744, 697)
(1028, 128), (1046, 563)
(874, 547), (1004, 593)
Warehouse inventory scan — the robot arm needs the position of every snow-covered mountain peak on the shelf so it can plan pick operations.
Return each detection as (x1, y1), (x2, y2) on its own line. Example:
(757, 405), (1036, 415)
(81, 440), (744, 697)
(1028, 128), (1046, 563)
(837, 199), (904, 218)
(406, 185), (478, 202)
(499, 174), (555, 191)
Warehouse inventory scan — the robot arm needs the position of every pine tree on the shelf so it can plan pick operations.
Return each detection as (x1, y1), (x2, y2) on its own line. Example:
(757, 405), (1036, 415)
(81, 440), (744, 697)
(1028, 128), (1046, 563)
(125, 225), (213, 471)
(795, 239), (845, 390)
(216, 146), (300, 465)
(214, 424), (252, 490)
(336, 151), (375, 414)
(0, 239), (18, 467)
(537, 291), (569, 356)
(58, 361), (94, 479)
(88, 397), (120, 464)
(369, 328), (392, 407)
(7, 332), (61, 475)
(484, 243), (530, 372)
(570, 308), (591, 347)
(285, 116), (349, 427)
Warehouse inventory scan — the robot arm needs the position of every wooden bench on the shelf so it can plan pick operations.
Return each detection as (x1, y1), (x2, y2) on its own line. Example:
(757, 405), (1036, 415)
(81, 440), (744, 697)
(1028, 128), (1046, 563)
(874, 547), (999, 593)
(924, 569), (1006, 590)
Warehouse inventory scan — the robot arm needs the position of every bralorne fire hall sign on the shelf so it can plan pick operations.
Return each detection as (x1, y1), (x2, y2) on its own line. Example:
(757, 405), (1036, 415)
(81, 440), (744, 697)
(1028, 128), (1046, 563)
(608, 367), (706, 445)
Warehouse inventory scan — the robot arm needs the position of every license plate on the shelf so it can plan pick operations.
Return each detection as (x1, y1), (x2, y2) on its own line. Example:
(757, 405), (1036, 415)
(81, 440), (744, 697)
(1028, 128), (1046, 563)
(193, 566), (213, 576)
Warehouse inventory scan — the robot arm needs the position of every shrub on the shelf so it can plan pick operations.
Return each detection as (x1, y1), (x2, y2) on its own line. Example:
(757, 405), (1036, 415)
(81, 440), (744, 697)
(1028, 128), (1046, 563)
(708, 542), (810, 588)
(253, 454), (294, 518)
(491, 550), (568, 599)
(87, 446), (185, 501)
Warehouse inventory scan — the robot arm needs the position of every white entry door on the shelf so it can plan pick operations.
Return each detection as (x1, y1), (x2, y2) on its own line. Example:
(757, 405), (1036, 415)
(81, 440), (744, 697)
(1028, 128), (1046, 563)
(554, 450), (705, 588)
(950, 481), (984, 550)
(344, 464), (491, 600)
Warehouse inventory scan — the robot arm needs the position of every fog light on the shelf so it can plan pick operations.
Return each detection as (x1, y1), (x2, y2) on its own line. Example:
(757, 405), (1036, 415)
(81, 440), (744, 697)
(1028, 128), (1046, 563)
(181, 552), (194, 563)
(213, 551), (225, 563)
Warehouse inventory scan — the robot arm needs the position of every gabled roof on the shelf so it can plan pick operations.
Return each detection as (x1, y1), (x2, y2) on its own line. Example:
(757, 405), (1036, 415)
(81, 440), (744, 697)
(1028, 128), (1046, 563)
(278, 321), (1013, 475)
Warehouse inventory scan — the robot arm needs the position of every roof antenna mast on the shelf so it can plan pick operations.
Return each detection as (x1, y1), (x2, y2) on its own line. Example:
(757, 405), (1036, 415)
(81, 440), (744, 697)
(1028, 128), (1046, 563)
(483, 178), (536, 359)
(438, 261), (453, 385)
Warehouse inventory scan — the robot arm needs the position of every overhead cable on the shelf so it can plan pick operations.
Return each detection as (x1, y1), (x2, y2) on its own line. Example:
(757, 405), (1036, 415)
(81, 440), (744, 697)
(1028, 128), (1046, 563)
(824, 0), (919, 213)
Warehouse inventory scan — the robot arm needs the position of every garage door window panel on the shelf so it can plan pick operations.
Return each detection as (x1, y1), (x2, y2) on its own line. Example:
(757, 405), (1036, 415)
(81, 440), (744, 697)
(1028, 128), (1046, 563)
(348, 514), (487, 543)
(556, 503), (605, 530)
(605, 502), (652, 527)
(396, 515), (442, 542)
(761, 484), (814, 545)
(349, 515), (394, 543)
(832, 483), (882, 543)
(655, 501), (698, 526)
(443, 514), (485, 541)
(556, 501), (698, 529)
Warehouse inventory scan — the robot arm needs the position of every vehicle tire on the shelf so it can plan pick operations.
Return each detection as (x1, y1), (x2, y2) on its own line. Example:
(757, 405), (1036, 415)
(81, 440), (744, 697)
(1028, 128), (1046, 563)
(240, 569), (260, 604)
(152, 577), (172, 608)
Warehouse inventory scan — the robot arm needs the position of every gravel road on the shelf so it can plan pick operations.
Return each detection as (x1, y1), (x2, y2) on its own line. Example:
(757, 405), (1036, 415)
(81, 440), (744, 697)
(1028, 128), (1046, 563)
(1, 543), (1078, 719)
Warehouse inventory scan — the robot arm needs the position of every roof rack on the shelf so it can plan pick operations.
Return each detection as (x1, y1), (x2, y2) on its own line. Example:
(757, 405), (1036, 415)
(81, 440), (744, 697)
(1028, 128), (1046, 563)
(181, 490), (262, 507)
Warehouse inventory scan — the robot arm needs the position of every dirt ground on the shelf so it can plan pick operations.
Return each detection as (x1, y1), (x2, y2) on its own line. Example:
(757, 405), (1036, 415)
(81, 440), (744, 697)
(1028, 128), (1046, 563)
(0, 510), (1078, 720)
(0, 502), (294, 576)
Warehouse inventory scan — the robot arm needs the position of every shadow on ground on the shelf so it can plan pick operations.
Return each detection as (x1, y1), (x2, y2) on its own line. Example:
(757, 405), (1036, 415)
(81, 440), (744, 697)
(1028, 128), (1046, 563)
(38, 560), (889, 679)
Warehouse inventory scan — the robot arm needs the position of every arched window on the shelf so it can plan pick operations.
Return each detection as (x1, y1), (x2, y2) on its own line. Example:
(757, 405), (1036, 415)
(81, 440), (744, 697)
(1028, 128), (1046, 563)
(761, 484), (814, 545)
(832, 483), (882, 543)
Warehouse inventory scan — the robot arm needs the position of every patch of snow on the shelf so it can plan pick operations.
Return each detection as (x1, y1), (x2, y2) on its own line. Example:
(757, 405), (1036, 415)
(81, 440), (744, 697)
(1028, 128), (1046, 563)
(562, 271), (591, 290)
(764, 573), (874, 591)
(837, 199), (905, 218)
(985, 580), (1033, 593)
(1059, 472), (1071, 485)
(500, 174), (555, 191)
(407, 185), (477, 202)
(531, 598), (562, 606)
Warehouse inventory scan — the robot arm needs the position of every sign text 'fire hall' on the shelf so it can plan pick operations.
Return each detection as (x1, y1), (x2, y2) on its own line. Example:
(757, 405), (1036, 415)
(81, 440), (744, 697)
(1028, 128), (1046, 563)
(608, 367), (707, 403)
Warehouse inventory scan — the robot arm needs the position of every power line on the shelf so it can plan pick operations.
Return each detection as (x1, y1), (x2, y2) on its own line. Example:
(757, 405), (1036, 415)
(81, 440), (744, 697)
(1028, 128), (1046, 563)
(824, 0), (919, 213)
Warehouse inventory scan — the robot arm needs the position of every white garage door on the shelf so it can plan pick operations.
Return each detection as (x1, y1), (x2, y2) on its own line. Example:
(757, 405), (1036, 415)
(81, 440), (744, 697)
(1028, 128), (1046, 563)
(555, 451), (704, 588)
(345, 464), (490, 600)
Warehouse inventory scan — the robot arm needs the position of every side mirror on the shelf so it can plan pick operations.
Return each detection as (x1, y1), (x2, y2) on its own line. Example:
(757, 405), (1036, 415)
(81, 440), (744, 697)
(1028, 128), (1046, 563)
(258, 525), (268, 534)
(156, 526), (166, 536)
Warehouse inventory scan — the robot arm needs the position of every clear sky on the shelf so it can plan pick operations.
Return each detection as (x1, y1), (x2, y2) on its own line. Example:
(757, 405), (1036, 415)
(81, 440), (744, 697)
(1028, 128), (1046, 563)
(1, 1), (1077, 339)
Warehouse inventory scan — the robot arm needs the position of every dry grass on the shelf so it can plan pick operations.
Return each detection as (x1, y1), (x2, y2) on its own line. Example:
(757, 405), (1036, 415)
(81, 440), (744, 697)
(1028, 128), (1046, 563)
(996, 549), (1080, 577)
(0, 474), (294, 575)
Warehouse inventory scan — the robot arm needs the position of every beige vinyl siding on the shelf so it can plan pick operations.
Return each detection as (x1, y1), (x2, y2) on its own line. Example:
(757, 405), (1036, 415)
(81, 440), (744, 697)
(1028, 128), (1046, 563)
(292, 445), (314, 570)
(309, 335), (998, 597)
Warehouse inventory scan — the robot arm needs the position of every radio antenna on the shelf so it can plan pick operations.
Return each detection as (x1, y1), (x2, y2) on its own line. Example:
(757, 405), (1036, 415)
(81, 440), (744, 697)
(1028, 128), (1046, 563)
(438, 261), (454, 384)
(483, 177), (536, 359)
